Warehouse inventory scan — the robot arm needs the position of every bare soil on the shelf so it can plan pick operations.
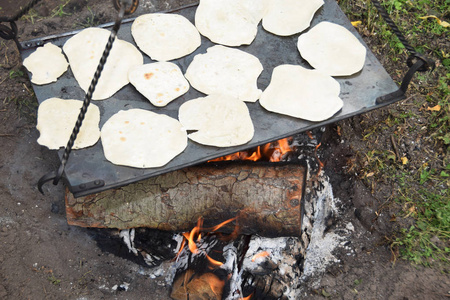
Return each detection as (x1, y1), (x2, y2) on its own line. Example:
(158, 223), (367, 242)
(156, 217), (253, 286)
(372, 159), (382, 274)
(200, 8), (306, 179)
(0, 0), (448, 299)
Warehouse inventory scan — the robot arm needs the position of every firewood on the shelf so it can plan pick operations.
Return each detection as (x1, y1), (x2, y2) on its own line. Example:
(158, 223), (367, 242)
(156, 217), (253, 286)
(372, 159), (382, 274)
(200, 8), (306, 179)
(66, 162), (306, 237)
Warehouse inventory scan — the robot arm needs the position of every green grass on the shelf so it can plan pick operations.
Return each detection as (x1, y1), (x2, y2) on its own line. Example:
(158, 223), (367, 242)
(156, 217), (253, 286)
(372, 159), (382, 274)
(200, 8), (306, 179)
(340, 0), (449, 266)
(8, 69), (24, 79)
(393, 187), (450, 265)
(75, 7), (100, 28)
(20, 8), (40, 24)
(50, 0), (72, 18)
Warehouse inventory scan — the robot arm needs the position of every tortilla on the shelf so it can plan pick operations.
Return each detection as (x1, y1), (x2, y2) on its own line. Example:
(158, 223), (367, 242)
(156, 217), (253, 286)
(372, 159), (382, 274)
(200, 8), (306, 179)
(195, 0), (270, 46)
(23, 43), (69, 85)
(128, 62), (190, 107)
(178, 94), (254, 147)
(36, 98), (100, 150)
(63, 27), (143, 100)
(101, 109), (187, 168)
(131, 13), (201, 61)
(185, 45), (263, 102)
(259, 64), (343, 122)
(297, 21), (367, 76)
(262, 0), (324, 36)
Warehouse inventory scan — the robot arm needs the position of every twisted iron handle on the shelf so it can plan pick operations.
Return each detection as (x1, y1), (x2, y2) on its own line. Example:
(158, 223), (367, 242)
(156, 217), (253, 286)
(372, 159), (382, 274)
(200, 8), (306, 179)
(38, 1), (133, 194)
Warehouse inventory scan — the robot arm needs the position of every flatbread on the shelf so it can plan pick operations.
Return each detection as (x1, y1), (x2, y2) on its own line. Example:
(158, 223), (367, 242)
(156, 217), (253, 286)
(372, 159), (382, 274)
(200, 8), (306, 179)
(195, 0), (270, 47)
(128, 62), (189, 107)
(101, 109), (187, 168)
(131, 13), (201, 61)
(185, 45), (263, 102)
(36, 98), (100, 150)
(262, 0), (324, 36)
(259, 65), (343, 122)
(297, 21), (367, 76)
(178, 94), (254, 147)
(23, 43), (68, 85)
(63, 27), (143, 100)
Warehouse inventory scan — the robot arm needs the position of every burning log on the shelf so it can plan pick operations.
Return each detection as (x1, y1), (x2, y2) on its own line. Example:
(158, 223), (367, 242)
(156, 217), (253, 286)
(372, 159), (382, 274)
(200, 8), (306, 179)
(167, 222), (304, 300)
(171, 269), (225, 300)
(66, 162), (306, 237)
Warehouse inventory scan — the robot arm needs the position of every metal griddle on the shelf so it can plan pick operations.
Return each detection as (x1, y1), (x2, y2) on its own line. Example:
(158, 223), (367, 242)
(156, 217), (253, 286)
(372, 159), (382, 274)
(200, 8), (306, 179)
(20, 0), (402, 197)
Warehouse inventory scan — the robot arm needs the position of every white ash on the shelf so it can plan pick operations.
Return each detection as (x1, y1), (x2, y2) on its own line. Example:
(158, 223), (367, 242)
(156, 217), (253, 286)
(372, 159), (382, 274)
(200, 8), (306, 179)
(112, 282), (129, 291)
(172, 233), (185, 254)
(300, 172), (346, 289)
(222, 243), (242, 300)
(119, 229), (138, 256)
(165, 235), (219, 285)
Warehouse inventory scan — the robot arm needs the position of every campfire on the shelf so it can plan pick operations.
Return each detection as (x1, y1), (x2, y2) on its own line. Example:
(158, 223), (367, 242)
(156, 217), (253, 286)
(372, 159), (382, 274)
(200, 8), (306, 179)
(168, 215), (305, 300)
(68, 132), (344, 299)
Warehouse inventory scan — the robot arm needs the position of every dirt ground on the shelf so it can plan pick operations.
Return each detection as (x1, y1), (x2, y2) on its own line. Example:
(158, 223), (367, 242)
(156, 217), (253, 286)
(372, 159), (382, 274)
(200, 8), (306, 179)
(0, 0), (448, 299)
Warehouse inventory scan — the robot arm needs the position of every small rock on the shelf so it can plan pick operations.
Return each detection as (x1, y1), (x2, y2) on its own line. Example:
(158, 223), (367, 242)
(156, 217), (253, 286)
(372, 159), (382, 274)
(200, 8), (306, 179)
(51, 203), (59, 214)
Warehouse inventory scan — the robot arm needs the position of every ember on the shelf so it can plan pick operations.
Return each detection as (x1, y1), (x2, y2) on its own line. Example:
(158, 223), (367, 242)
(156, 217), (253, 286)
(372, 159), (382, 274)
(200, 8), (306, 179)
(208, 137), (295, 162)
(251, 251), (270, 262)
(171, 217), (238, 299)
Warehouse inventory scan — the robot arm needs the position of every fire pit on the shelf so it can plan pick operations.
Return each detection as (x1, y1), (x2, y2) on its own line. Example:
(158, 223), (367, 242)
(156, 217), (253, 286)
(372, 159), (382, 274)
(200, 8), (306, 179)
(77, 132), (342, 299)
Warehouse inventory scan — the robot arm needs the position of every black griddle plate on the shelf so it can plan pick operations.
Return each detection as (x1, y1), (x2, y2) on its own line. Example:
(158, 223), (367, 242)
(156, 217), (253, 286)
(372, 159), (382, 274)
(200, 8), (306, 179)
(20, 0), (402, 197)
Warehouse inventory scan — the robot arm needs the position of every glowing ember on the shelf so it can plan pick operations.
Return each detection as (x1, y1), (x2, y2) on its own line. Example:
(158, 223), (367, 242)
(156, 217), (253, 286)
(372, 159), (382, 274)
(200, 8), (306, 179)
(208, 137), (294, 162)
(314, 142), (324, 175)
(251, 250), (270, 262)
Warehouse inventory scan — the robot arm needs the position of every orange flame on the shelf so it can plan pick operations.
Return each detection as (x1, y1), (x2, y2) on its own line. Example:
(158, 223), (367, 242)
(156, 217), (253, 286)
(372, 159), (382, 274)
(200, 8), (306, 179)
(314, 142), (324, 175)
(251, 251), (270, 262)
(206, 254), (223, 268)
(242, 292), (254, 300)
(185, 218), (203, 254)
(209, 138), (294, 162)
(208, 217), (237, 232)
(175, 238), (186, 260)
(176, 217), (239, 260)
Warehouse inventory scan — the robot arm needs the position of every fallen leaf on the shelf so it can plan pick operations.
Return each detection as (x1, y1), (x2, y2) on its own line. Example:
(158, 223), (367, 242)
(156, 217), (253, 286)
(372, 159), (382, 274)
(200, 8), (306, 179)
(427, 104), (441, 111)
(321, 289), (332, 298)
(419, 15), (450, 27)
(366, 172), (374, 177)
(351, 20), (362, 27)
(401, 157), (408, 165)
